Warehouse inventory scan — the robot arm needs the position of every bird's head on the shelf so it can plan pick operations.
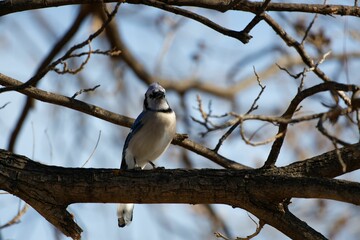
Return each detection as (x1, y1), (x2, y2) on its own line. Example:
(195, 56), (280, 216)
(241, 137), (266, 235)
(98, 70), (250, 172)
(144, 83), (171, 111)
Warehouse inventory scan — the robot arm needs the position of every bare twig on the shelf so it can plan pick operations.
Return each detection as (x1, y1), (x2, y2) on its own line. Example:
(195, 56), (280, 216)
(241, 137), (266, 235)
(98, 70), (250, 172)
(276, 64), (308, 92)
(264, 82), (357, 167)
(5, 7), (90, 152)
(0, 101), (10, 109)
(71, 84), (101, 99)
(44, 129), (53, 162)
(0, 204), (29, 229)
(155, 17), (183, 75)
(195, 104), (355, 139)
(54, 41), (92, 75)
(201, 102), (356, 151)
(213, 120), (240, 153)
(331, 141), (347, 173)
(247, 67), (266, 114)
(262, 13), (352, 106)
(237, 219), (265, 240)
(300, 10), (319, 45)
(215, 231), (230, 240)
(192, 95), (229, 136)
(0, 2), (121, 94)
(214, 69), (265, 152)
(239, 120), (284, 146)
(316, 114), (351, 147)
(81, 130), (102, 167)
(54, 47), (121, 75)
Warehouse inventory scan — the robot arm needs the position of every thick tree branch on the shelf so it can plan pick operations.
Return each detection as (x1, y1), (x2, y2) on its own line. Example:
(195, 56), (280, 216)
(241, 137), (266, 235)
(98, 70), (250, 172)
(279, 143), (360, 178)
(1, 1), (359, 240)
(247, 200), (327, 240)
(1, 1), (360, 17)
(1, 144), (359, 239)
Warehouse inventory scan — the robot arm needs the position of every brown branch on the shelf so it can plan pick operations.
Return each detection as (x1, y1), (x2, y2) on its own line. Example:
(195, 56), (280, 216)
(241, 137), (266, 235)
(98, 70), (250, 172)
(261, 13), (352, 106)
(239, 2), (360, 16)
(96, 4), (354, 104)
(213, 68), (266, 152)
(0, 73), (133, 127)
(264, 82), (358, 167)
(0, 3), (120, 95)
(316, 113), (352, 147)
(172, 134), (248, 169)
(194, 106), (351, 136)
(98, 7), (251, 99)
(6, 6), (90, 152)
(1, 1), (360, 17)
(261, 13), (331, 82)
(250, 204), (327, 240)
(0, 73), (248, 170)
(279, 143), (360, 178)
(239, 0), (271, 41)
(71, 84), (101, 99)
(1, 144), (360, 239)
(53, 42), (92, 75)
(0, 204), (29, 229)
(0, 145), (360, 239)
(140, 0), (251, 43)
(193, 83), (357, 151)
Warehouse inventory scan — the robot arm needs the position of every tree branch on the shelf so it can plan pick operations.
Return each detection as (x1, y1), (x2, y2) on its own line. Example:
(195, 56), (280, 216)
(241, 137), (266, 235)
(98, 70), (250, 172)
(1, 0), (360, 17)
(6, 6), (89, 152)
(0, 73), (248, 170)
(98, 7), (252, 99)
(1, 143), (359, 239)
(140, 0), (251, 43)
(264, 82), (358, 167)
(279, 142), (360, 178)
(0, 73), (134, 127)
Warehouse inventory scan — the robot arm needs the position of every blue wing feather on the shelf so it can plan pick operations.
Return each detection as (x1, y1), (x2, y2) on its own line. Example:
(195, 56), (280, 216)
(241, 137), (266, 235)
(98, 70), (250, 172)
(120, 111), (145, 169)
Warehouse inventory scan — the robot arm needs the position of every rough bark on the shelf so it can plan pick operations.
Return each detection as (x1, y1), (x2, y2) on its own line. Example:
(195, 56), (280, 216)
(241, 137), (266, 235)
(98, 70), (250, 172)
(0, 143), (359, 239)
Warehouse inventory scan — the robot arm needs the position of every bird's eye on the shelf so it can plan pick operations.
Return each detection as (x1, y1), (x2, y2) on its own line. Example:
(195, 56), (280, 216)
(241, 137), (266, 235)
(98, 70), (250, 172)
(149, 91), (164, 99)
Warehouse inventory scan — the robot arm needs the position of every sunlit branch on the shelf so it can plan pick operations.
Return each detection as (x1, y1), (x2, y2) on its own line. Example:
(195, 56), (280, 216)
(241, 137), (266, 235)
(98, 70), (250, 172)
(0, 73), (249, 170)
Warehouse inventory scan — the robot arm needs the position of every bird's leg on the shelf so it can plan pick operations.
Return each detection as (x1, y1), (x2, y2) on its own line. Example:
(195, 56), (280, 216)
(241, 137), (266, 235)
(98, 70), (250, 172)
(148, 161), (165, 170)
(148, 161), (156, 169)
(133, 158), (141, 170)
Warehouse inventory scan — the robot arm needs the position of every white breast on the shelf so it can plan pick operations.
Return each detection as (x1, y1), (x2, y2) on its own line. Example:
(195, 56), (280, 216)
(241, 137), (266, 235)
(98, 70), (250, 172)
(125, 111), (176, 169)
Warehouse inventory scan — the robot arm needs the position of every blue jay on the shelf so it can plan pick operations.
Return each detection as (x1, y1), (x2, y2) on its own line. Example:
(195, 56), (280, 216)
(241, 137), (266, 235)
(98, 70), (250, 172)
(117, 82), (176, 227)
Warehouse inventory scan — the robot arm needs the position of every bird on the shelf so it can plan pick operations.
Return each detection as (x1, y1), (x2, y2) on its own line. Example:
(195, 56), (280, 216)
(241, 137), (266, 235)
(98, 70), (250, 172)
(117, 82), (176, 227)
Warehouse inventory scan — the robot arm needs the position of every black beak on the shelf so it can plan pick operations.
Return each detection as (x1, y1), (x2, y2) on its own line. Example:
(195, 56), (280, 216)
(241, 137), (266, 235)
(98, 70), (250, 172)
(151, 91), (165, 99)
